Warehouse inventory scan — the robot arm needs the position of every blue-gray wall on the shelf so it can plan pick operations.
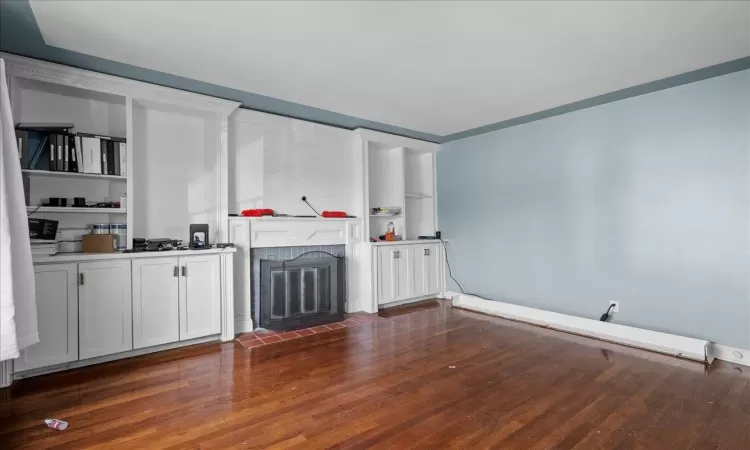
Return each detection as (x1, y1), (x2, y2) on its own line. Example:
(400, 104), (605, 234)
(437, 69), (750, 348)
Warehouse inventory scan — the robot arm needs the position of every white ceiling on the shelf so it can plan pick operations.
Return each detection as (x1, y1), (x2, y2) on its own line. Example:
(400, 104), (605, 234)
(30, 1), (750, 137)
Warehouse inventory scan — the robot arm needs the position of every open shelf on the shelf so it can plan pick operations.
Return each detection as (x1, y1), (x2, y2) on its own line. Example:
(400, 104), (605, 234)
(406, 193), (433, 199)
(27, 206), (126, 214)
(370, 214), (402, 218)
(22, 169), (126, 181)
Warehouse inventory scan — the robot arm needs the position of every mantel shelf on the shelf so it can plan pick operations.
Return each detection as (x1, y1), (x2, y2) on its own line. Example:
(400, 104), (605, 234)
(22, 169), (126, 181)
(27, 206), (127, 214)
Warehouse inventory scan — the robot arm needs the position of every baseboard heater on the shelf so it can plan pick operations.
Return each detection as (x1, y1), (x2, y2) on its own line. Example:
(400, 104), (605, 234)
(451, 294), (712, 364)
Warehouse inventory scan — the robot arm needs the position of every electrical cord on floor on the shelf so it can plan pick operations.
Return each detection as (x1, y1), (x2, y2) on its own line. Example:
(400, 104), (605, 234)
(439, 238), (491, 301)
(599, 303), (616, 322)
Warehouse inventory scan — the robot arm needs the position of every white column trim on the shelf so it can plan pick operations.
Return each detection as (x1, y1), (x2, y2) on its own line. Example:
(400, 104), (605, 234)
(220, 252), (236, 341)
(0, 360), (13, 388)
(217, 114), (231, 243)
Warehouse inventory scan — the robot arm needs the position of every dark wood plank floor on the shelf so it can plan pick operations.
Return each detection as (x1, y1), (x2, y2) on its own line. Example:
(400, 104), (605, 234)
(2, 300), (749, 449)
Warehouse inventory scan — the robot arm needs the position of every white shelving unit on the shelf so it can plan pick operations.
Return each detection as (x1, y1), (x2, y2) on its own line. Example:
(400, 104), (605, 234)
(6, 52), (240, 250)
(22, 169), (127, 181)
(12, 77), (130, 249)
(359, 131), (438, 242)
(354, 129), (441, 314)
(27, 207), (127, 214)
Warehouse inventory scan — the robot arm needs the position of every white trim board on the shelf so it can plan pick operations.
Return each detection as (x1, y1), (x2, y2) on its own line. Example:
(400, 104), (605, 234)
(709, 344), (750, 367)
(451, 294), (712, 364)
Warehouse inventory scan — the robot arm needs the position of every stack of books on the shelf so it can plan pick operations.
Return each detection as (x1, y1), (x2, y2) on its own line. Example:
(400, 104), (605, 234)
(16, 124), (127, 176)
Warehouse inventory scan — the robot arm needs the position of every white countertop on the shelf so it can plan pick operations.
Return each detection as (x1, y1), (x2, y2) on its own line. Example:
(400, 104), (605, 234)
(369, 239), (441, 246)
(33, 247), (236, 264)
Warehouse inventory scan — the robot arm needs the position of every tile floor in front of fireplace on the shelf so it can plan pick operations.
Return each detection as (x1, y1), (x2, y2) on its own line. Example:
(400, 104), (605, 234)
(236, 312), (382, 349)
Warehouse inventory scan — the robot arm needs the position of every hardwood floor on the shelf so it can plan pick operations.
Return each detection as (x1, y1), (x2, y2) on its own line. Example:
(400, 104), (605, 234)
(2, 299), (749, 449)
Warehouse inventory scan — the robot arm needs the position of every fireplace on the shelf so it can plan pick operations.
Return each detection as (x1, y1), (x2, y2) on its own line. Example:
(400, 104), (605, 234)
(259, 253), (345, 331)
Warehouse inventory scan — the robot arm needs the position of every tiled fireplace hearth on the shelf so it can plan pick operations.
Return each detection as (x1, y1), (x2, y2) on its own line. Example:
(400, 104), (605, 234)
(237, 312), (380, 349)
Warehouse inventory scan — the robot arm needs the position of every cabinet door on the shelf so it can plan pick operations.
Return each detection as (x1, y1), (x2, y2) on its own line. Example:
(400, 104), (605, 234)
(394, 249), (409, 301)
(377, 247), (395, 305)
(378, 247), (409, 305)
(410, 245), (427, 298)
(132, 257), (180, 349)
(14, 264), (78, 372)
(423, 243), (441, 295)
(178, 255), (221, 340)
(79, 260), (133, 360)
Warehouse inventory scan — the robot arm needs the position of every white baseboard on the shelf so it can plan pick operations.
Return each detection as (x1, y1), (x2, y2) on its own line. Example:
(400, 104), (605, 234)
(452, 294), (711, 364)
(13, 335), (220, 380)
(709, 344), (750, 367)
(379, 295), (440, 310)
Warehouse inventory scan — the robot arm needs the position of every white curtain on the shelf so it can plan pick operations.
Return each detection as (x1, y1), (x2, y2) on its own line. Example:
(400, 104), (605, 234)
(0, 58), (38, 361)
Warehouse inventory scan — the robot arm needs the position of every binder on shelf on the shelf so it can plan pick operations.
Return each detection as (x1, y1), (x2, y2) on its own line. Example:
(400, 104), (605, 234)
(28, 134), (49, 170)
(119, 142), (127, 177)
(100, 140), (108, 174)
(48, 134), (56, 171)
(15, 130), (28, 167)
(81, 136), (101, 174)
(63, 134), (69, 172)
(113, 141), (120, 175)
(56, 134), (65, 171)
(106, 141), (116, 175)
(75, 136), (83, 173)
(68, 135), (79, 173)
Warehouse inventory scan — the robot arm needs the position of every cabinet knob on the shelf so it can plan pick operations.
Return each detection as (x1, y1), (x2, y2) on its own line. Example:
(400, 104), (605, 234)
(181, 266), (187, 277)
(393, 250), (400, 259)
(79, 273), (84, 285)
(424, 248), (430, 256)
(174, 266), (179, 277)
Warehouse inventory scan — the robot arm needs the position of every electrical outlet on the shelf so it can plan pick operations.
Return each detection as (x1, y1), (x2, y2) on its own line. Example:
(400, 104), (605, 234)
(609, 301), (619, 313)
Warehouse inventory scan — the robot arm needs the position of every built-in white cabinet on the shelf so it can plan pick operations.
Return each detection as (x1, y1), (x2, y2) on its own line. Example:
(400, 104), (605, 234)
(378, 246), (410, 305)
(376, 241), (442, 307)
(131, 255), (221, 347)
(78, 261), (133, 360)
(14, 264), (79, 372)
(179, 255), (222, 340)
(411, 243), (441, 298)
(132, 257), (180, 349)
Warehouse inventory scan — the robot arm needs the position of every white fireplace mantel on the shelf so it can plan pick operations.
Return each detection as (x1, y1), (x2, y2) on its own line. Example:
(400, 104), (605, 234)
(230, 216), (359, 248)
(228, 216), (365, 333)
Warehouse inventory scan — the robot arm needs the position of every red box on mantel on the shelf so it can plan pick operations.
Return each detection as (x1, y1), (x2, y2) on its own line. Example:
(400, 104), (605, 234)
(240, 208), (275, 217)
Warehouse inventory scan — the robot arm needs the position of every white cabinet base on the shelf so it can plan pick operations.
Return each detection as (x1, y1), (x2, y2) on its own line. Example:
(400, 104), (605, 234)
(78, 261), (133, 360)
(12, 335), (220, 380)
(180, 255), (222, 340)
(373, 241), (444, 309)
(132, 257), (180, 349)
(13, 264), (78, 372)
